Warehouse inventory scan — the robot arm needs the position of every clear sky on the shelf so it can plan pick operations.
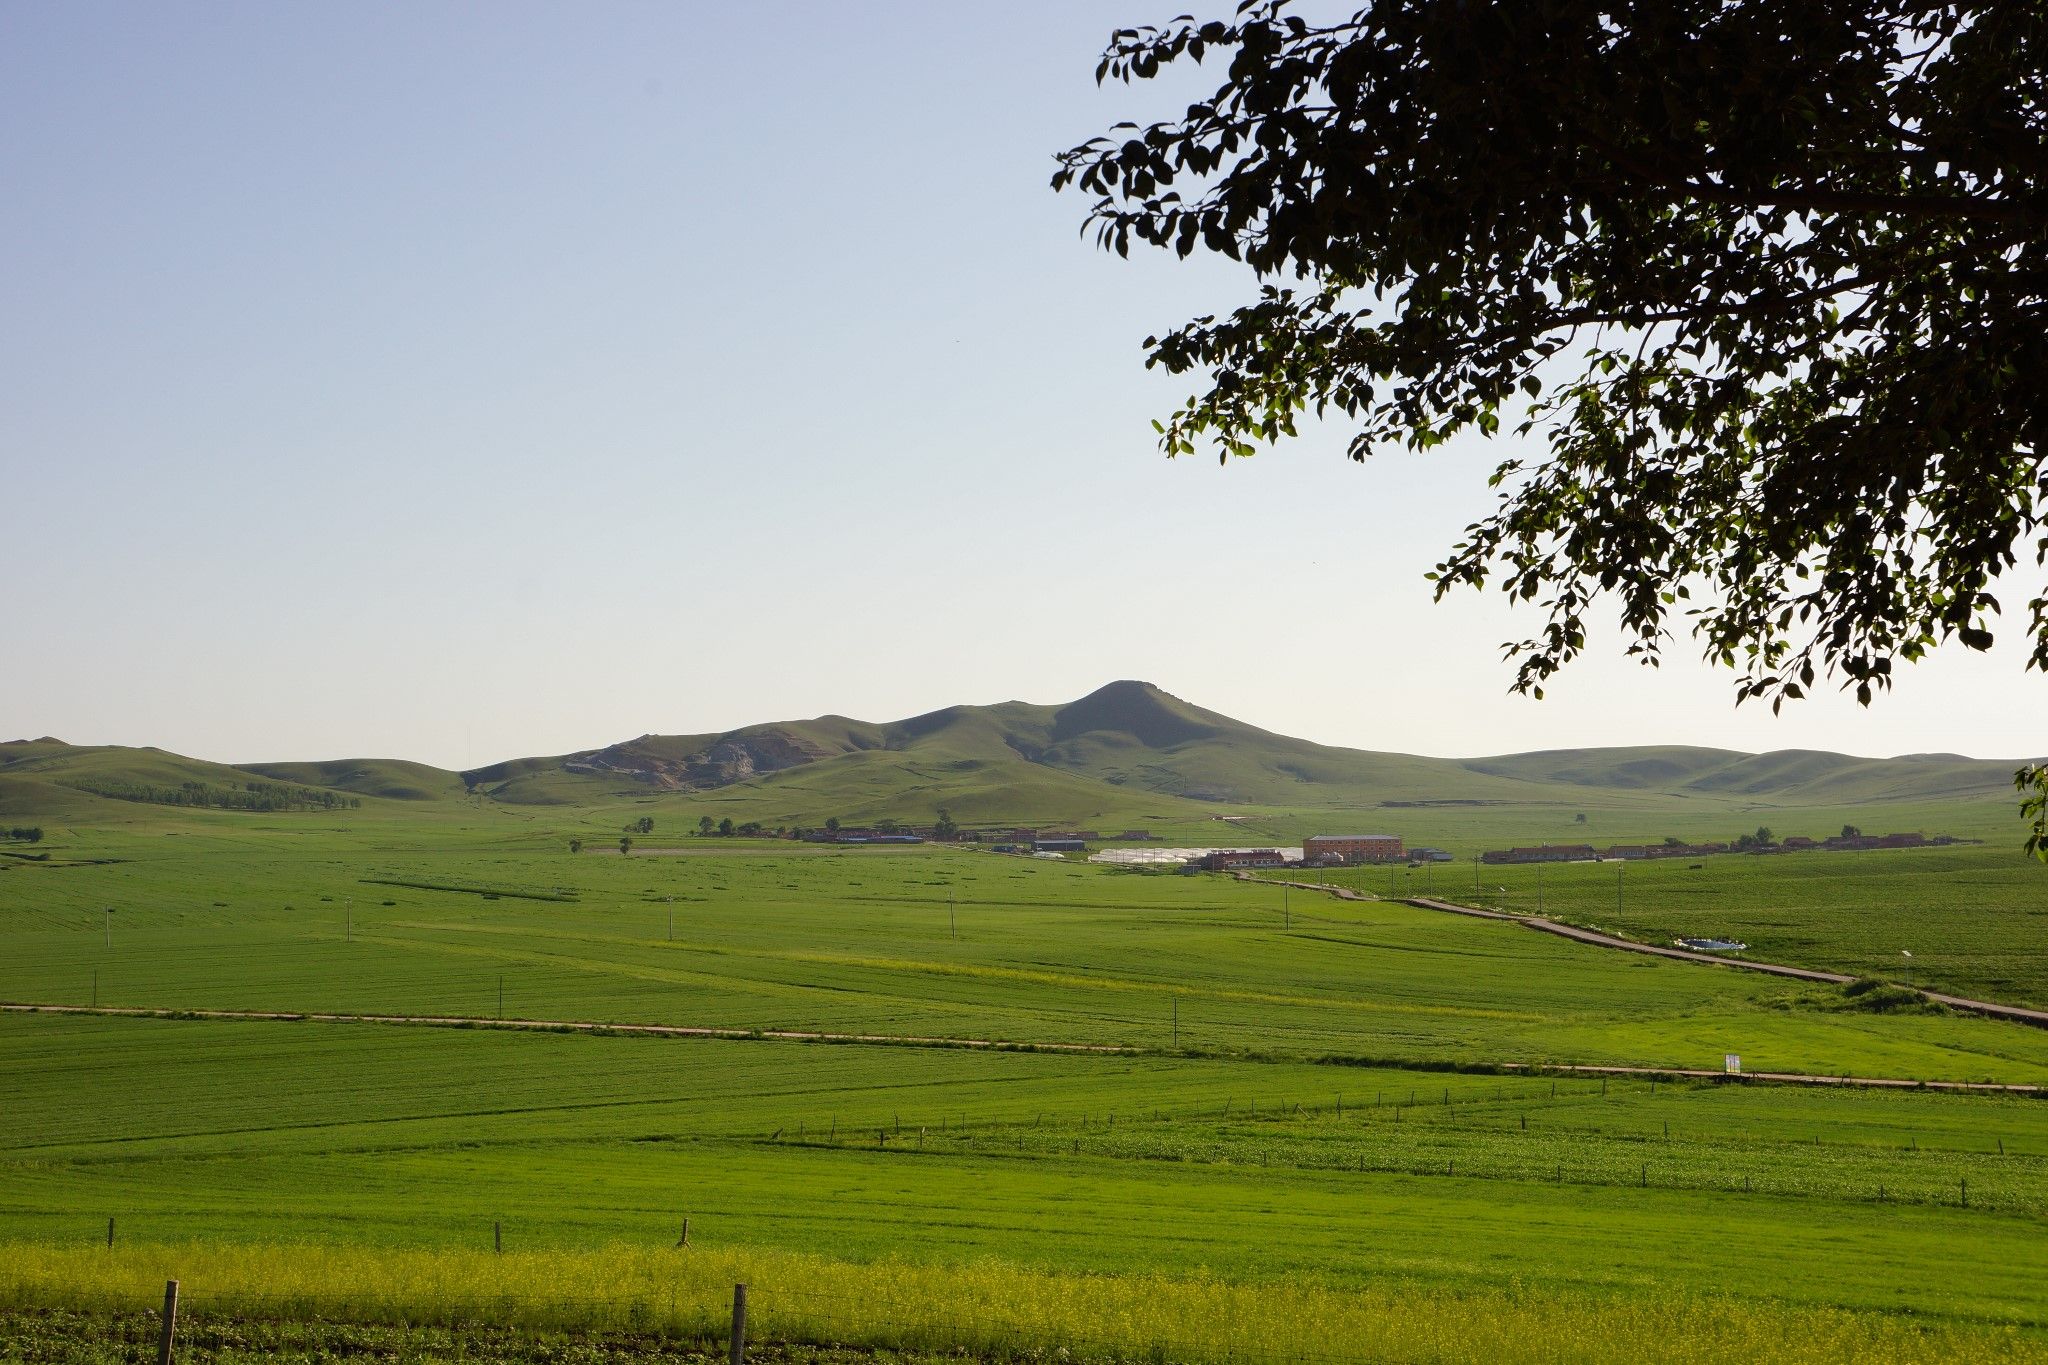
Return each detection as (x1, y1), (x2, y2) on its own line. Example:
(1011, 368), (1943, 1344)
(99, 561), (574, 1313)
(3, 2), (2040, 770)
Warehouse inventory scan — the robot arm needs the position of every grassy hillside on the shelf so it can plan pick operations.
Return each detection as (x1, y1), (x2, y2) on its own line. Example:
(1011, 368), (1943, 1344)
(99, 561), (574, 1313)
(0, 742), (365, 822)
(3, 683), (2036, 842)
(239, 758), (468, 802)
(1463, 744), (2036, 805)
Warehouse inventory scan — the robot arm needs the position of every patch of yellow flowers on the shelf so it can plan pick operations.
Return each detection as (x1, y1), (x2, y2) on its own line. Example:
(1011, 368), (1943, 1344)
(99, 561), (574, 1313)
(0, 1240), (2035, 1365)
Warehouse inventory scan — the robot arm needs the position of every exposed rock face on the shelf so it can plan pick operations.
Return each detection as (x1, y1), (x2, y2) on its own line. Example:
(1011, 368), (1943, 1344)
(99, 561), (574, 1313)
(564, 729), (830, 791)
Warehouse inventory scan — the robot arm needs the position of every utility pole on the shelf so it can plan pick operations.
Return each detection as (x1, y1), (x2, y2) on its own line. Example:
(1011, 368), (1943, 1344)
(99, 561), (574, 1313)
(1283, 883), (1290, 930)
(105, 907), (113, 950)
(1536, 859), (1543, 917)
(498, 973), (504, 1020)
(1172, 995), (1178, 1048)
(667, 896), (674, 941)
(1617, 859), (1625, 916)
(949, 890), (956, 939)
(346, 896), (352, 944)
(1474, 853), (1481, 897)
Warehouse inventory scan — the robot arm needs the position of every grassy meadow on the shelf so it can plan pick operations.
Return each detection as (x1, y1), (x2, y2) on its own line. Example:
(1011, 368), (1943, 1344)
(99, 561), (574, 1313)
(4, 1013), (2047, 1348)
(1314, 842), (2048, 1008)
(6, 830), (2048, 1079)
(3, 804), (2047, 1361)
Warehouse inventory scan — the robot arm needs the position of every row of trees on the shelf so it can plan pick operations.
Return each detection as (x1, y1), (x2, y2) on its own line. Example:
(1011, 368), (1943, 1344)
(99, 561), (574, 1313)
(563, 808), (966, 853)
(695, 809), (962, 840)
(63, 777), (360, 812)
(1732, 824), (1865, 851)
(3, 826), (43, 843)
(698, 816), (767, 838)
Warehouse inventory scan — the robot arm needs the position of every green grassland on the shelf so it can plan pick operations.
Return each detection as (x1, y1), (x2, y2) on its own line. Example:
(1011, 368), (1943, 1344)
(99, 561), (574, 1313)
(6, 836), (2048, 1080)
(5, 699), (2048, 1361)
(3, 1015), (2046, 1327)
(1313, 841), (2048, 1008)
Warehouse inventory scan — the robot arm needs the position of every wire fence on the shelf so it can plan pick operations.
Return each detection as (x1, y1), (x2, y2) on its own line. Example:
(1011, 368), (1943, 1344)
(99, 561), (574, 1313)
(11, 1255), (2036, 1365)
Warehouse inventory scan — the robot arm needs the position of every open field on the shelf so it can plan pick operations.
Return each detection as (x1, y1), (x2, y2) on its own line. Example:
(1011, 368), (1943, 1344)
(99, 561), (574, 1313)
(4, 813), (2047, 1361)
(10, 1241), (2045, 1365)
(6, 835), (2048, 1079)
(2, 1015), (2046, 1338)
(1312, 841), (2048, 1008)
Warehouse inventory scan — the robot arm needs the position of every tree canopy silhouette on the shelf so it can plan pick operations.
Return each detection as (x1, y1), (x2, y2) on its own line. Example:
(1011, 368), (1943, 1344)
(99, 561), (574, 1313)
(1054, 1), (2046, 851)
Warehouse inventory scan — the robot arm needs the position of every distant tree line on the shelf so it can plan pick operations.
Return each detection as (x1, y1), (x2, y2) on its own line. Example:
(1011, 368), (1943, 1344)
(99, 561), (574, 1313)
(626, 816), (654, 834)
(63, 777), (360, 812)
(697, 815), (770, 838)
(3, 826), (43, 842)
(685, 808), (960, 841)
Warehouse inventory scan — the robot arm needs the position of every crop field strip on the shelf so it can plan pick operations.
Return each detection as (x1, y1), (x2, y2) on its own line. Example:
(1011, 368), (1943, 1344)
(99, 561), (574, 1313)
(10, 1003), (2047, 1100)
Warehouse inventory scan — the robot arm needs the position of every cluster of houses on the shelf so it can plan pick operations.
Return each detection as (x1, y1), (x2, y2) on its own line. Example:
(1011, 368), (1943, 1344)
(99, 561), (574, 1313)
(1481, 830), (1958, 865)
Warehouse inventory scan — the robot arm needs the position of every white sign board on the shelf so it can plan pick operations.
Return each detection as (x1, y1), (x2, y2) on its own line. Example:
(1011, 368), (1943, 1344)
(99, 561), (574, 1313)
(1724, 1054), (1742, 1074)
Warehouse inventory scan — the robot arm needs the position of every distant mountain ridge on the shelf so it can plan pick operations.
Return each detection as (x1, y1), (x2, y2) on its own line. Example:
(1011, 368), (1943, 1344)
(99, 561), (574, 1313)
(1, 681), (2035, 822)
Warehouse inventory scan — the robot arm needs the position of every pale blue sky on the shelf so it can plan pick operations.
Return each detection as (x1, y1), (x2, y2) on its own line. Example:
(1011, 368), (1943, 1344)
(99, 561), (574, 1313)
(3, 2), (2039, 768)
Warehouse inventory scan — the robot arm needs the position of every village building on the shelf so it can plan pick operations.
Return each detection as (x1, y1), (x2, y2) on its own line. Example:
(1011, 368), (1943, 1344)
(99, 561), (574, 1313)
(1302, 834), (1405, 863)
(1195, 849), (1289, 871)
(1482, 844), (1598, 865)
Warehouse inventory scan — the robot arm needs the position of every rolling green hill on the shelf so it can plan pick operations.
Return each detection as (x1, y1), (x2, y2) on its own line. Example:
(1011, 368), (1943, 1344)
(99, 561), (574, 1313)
(446, 679), (2033, 821)
(2, 682), (2036, 833)
(1461, 743), (2032, 804)
(0, 740), (366, 820)
(240, 758), (470, 803)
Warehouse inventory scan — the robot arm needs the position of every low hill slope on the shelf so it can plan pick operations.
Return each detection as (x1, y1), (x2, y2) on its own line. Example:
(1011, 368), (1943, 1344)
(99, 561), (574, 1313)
(2, 684), (2031, 828)
(0, 740), (370, 820)
(331, 679), (2048, 815)
(463, 718), (889, 805)
(1463, 745), (2030, 804)
(239, 758), (468, 802)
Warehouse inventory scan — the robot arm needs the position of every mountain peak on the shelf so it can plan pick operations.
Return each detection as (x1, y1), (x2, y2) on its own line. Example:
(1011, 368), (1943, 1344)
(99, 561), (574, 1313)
(1053, 681), (1220, 749)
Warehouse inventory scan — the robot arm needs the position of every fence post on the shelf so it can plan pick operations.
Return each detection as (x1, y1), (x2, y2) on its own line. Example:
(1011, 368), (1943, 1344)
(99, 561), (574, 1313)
(107, 1217), (115, 1248)
(495, 1221), (502, 1253)
(729, 1283), (748, 1365)
(157, 1279), (179, 1365)
(677, 1218), (690, 1248)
